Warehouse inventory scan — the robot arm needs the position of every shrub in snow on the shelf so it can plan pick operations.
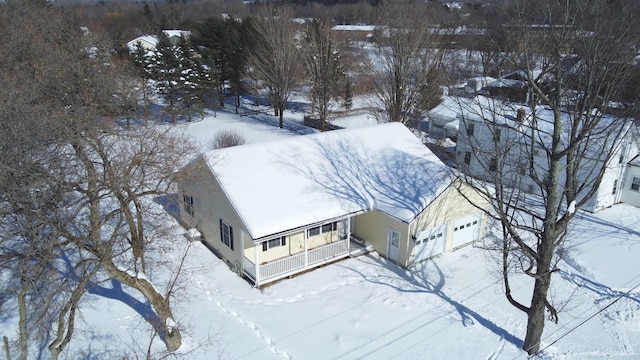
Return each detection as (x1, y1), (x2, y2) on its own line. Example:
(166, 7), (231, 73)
(210, 130), (246, 149)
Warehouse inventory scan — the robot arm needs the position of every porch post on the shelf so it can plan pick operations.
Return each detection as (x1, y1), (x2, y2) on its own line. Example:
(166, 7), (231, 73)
(240, 231), (245, 275)
(254, 242), (260, 286)
(346, 217), (351, 251)
(304, 231), (308, 267)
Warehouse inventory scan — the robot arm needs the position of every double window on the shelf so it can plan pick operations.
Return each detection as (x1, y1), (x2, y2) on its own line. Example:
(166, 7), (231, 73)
(632, 177), (640, 191)
(183, 194), (194, 216)
(466, 123), (475, 136)
(307, 221), (337, 238)
(219, 219), (234, 250)
(489, 157), (497, 172)
(262, 236), (286, 251)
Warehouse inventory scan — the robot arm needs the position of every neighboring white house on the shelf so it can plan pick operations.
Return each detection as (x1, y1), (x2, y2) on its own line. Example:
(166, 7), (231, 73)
(126, 30), (192, 52)
(424, 96), (478, 138)
(454, 96), (640, 212)
(178, 123), (489, 287)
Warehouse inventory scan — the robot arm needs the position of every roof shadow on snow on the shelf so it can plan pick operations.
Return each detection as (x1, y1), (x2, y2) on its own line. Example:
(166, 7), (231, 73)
(336, 256), (523, 357)
(277, 135), (450, 220)
(572, 211), (640, 243)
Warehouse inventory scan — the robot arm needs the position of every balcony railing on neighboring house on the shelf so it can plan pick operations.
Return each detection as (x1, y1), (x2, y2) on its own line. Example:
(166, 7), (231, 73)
(243, 239), (351, 287)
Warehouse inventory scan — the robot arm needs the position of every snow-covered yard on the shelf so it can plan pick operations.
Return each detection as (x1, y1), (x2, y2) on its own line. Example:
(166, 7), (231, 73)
(7, 101), (639, 359)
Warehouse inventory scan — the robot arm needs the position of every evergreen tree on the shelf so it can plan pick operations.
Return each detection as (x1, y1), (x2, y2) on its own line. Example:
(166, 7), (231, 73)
(151, 32), (183, 123)
(303, 18), (346, 131)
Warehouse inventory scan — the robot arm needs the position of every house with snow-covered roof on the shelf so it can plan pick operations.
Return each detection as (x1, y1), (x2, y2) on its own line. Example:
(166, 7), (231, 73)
(126, 30), (191, 52)
(454, 96), (640, 212)
(178, 123), (489, 287)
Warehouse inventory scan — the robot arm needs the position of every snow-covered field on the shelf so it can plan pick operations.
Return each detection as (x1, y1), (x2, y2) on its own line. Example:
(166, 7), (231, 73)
(8, 100), (640, 359)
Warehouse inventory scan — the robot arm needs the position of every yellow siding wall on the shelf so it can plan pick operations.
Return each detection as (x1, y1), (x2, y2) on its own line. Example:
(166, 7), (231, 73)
(408, 181), (489, 263)
(352, 180), (489, 268)
(353, 211), (411, 266)
(244, 228), (339, 264)
(178, 159), (247, 267)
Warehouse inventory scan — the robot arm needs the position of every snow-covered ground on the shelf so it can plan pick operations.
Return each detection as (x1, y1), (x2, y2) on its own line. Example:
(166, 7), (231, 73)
(7, 100), (640, 359)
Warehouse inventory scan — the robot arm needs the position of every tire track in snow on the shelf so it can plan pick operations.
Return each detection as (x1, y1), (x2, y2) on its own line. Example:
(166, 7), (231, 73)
(195, 280), (293, 359)
(486, 338), (505, 360)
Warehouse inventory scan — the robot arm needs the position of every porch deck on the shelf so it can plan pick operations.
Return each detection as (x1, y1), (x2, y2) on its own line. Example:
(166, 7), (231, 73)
(243, 236), (372, 287)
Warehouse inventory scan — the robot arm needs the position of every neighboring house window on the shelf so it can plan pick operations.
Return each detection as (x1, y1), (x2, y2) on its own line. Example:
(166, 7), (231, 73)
(464, 151), (471, 165)
(183, 194), (194, 216)
(612, 180), (617, 195)
(466, 123), (475, 136)
(494, 129), (501, 142)
(518, 162), (527, 175)
(619, 154), (624, 164)
(489, 157), (497, 172)
(307, 221), (337, 238)
(262, 236), (286, 251)
(219, 219), (234, 250)
(632, 177), (640, 191)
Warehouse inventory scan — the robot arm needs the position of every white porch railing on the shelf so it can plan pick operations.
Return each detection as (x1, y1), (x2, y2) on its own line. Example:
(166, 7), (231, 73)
(243, 239), (349, 285)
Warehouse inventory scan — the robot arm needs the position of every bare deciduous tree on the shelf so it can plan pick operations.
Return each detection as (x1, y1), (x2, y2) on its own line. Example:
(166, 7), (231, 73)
(369, 0), (447, 126)
(303, 18), (346, 131)
(246, 5), (302, 129)
(456, 0), (640, 354)
(0, 2), (196, 358)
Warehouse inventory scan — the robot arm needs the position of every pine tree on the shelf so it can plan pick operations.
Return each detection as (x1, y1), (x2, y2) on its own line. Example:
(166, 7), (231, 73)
(151, 32), (183, 124)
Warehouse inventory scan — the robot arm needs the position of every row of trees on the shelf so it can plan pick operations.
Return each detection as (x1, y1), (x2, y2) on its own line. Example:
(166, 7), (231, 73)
(129, 1), (447, 131)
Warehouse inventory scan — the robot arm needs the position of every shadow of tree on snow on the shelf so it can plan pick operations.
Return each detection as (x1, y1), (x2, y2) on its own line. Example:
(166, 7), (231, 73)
(335, 256), (522, 358)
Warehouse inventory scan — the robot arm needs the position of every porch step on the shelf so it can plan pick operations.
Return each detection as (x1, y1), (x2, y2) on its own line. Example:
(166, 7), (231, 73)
(349, 241), (373, 257)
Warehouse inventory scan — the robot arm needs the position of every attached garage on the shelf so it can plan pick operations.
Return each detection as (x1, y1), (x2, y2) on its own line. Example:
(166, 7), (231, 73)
(451, 213), (482, 249)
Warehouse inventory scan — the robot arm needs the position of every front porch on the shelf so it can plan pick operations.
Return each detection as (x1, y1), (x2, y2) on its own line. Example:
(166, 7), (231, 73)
(242, 236), (372, 287)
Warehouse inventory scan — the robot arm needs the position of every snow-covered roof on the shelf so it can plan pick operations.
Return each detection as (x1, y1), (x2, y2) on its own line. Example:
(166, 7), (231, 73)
(331, 25), (377, 32)
(428, 96), (475, 124)
(459, 96), (635, 160)
(162, 30), (191, 38)
(200, 123), (453, 240)
(126, 35), (158, 50)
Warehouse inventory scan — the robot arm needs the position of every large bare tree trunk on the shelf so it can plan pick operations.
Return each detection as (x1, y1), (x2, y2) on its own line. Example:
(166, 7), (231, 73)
(456, 0), (640, 355)
(103, 261), (183, 352)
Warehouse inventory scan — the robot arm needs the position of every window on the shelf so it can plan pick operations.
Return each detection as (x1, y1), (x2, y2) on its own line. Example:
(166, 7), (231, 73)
(613, 180), (618, 195)
(632, 177), (640, 191)
(466, 123), (475, 136)
(262, 236), (286, 251)
(219, 219), (234, 250)
(183, 194), (194, 216)
(518, 163), (527, 175)
(307, 221), (337, 237)
(322, 222), (337, 233)
(464, 151), (471, 165)
(494, 129), (501, 142)
(489, 157), (497, 172)
(619, 155), (624, 164)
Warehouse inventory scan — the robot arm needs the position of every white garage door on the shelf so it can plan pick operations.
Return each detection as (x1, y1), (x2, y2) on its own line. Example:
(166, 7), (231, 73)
(451, 213), (481, 249)
(413, 224), (447, 263)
